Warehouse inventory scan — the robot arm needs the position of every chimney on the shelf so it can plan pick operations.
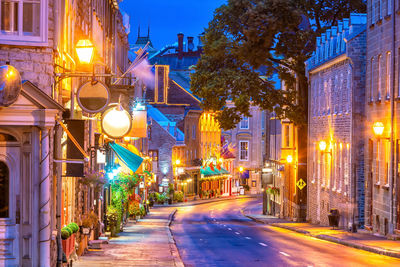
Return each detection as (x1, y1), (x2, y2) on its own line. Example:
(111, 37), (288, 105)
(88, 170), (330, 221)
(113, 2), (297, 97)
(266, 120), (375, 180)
(177, 33), (184, 59)
(187, 36), (194, 52)
(197, 34), (204, 52)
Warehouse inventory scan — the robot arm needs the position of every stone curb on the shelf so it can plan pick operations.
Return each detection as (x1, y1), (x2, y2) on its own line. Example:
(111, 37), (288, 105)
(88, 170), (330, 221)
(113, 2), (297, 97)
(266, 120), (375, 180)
(244, 213), (400, 259)
(166, 209), (185, 267)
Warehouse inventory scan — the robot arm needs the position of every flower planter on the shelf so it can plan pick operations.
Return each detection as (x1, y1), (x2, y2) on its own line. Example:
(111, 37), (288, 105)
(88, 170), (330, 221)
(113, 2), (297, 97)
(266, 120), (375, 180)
(62, 234), (76, 259)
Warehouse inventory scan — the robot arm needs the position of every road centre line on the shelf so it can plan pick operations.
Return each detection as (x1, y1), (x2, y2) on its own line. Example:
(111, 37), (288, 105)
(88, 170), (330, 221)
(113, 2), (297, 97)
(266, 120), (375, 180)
(258, 242), (268, 247)
(245, 237), (251, 239)
(280, 252), (290, 257)
(228, 228), (232, 230)
(235, 232), (240, 235)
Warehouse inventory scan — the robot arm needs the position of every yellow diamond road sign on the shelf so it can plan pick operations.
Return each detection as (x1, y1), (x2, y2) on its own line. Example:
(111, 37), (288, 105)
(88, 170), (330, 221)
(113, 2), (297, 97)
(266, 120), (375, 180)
(296, 179), (306, 190)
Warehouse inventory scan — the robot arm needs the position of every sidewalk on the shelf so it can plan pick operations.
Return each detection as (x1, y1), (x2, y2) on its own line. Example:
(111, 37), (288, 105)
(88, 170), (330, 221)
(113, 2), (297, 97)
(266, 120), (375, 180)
(74, 206), (183, 267)
(243, 206), (400, 259)
(154, 194), (260, 208)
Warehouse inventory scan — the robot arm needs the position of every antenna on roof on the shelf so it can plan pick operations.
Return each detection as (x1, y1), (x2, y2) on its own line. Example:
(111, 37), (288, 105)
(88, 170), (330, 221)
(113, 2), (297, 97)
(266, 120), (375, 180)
(148, 25), (150, 37)
(138, 24), (141, 38)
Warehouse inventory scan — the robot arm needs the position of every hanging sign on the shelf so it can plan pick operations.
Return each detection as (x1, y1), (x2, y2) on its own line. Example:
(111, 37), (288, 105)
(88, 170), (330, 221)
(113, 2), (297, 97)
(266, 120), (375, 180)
(0, 65), (22, 107)
(101, 105), (132, 139)
(77, 80), (110, 113)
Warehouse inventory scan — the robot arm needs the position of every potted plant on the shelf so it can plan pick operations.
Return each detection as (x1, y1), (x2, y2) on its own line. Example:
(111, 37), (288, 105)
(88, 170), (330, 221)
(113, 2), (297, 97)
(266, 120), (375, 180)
(107, 206), (119, 237)
(61, 223), (78, 259)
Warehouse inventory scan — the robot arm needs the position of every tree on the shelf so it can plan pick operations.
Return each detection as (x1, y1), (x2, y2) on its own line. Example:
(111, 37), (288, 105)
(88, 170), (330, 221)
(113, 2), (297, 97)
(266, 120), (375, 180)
(191, 0), (366, 130)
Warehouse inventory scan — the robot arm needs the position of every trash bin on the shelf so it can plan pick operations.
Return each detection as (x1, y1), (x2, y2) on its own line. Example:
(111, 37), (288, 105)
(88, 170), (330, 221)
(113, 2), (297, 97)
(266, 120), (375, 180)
(328, 209), (340, 229)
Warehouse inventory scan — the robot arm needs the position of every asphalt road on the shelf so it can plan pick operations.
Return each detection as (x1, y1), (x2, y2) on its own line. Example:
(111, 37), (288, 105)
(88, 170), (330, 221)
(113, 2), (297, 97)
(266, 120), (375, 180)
(171, 197), (400, 267)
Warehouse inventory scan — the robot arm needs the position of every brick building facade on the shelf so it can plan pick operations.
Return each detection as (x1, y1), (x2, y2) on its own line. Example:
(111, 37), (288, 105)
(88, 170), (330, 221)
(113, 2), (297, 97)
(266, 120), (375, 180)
(306, 14), (367, 228)
(365, 0), (400, 235)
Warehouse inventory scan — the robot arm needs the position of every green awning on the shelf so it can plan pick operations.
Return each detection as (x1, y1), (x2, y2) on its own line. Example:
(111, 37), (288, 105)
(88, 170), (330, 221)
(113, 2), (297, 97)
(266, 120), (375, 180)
(110, 142), (144, 172)
(200, 166), (230, 177)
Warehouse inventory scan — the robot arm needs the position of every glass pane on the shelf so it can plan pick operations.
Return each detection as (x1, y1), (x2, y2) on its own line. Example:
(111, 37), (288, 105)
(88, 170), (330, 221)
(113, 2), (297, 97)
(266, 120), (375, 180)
(1, 1), (18, 34)
(23, 1), (40, 36)
(0, 161), (9, 218)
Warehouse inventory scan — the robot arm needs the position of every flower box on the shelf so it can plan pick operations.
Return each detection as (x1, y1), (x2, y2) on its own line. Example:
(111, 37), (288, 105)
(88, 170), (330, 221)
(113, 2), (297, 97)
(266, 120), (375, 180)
(62, 234), (76, 259)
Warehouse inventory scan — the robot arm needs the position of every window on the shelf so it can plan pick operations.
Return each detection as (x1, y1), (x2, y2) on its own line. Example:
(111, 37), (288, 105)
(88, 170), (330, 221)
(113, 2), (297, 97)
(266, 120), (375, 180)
(378, 55), (382, 100)
(387, 0), (392, 15)
(239, 141), (249, 161)
(149, 150), (158, 161)
(371, 0), (376, 24)
(0, 0), (47, 45)
(370, 57), (374, 101)
(284, 125), (290, 147)
(344, 144), (350, 194)
(386, 52), (391, 99)
(192, 125), (196, 140)
(0, 161), (9, 218)
(384, 140), (390, 185)
(240, 116), (249, 129)
(252, 180), (256, 187)
(379, 0), (383, 20)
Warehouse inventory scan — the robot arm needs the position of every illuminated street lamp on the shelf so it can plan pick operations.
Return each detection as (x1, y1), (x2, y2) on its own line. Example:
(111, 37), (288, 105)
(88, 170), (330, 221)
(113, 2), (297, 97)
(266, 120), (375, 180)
(319, 140), (327, 152)
(286, 155), (293, 163)
(76, 39), (95, 64)
(239, 166), (244, 173)
(175, 159), (181, 166)
(373, 121), (385, 137)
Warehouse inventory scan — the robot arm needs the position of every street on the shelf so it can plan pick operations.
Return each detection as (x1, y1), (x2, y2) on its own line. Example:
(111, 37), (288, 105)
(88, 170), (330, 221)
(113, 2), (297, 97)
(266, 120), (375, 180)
(171, 198), (400, 267)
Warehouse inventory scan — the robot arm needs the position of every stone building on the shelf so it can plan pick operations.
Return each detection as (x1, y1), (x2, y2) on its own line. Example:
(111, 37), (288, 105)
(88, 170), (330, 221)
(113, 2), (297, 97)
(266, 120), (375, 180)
(0, 0), (131, 265)
(306, 14), (367, 228)
(221, 103), (265, 195)
(364, 0), (400, 236)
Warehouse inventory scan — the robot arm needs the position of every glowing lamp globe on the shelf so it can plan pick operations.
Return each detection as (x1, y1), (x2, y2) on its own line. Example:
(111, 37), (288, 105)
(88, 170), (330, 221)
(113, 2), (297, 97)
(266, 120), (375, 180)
(76, 39), (94, 64)
(239, 166), (244, 173)
(101, 106), (132, 139)
(319, 141), (327, 152)
(175, 159), (181, 165)
(373, 122), (385, 137)
(286, 155), (293, 163)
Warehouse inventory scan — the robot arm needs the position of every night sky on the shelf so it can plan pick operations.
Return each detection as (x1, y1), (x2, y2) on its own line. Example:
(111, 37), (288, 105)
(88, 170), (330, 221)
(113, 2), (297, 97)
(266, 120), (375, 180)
(119, 0), (226, 49)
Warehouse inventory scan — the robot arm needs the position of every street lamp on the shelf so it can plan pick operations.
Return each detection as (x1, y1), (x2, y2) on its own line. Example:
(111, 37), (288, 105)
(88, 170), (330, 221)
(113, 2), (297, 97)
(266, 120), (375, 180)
(286, 155), (293, 163)
(319, 140), (327, 152)
(175, 159), (181, 166)
(373, 121), (385, 138)
(76, 39), (95, 64)
(239, 166), (244, 173)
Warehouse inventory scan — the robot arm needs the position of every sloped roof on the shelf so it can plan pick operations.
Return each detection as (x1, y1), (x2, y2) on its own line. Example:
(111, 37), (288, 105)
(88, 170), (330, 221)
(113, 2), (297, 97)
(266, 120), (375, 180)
(147, 105), (184, 141)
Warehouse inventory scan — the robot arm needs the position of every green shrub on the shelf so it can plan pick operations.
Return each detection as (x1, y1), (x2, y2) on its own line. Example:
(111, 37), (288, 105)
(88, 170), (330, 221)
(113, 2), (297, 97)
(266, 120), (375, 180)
(243, 184), (250, 191)
(62, 226), (73, 239)
(68, 222), (79, 233)
(61, 229), (70, 240)
(173, 191), (184, 202)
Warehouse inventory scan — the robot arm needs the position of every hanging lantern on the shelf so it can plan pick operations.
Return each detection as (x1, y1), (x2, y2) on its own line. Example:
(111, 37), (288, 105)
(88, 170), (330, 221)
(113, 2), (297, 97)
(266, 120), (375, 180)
(101, 105), (132, 139)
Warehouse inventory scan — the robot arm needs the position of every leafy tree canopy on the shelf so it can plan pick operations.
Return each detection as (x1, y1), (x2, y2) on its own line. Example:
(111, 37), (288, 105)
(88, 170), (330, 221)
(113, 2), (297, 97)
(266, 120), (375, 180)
(191, 0), (366, 130)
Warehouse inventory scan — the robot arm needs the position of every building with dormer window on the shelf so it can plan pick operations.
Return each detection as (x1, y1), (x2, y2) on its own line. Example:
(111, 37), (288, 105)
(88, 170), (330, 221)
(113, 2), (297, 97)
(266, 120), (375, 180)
(306, 13), (367, 229)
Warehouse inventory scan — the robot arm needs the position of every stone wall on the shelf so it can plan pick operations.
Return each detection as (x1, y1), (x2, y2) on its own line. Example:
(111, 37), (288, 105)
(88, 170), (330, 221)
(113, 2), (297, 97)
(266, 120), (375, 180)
(0, 1), (55, 96)
(307, 28), (366, 227)
(149, 119), (176, 183)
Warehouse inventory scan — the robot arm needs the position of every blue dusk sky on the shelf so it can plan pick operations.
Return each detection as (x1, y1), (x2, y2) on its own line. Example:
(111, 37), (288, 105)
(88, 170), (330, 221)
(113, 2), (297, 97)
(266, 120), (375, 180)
(119, 0), (227, 49)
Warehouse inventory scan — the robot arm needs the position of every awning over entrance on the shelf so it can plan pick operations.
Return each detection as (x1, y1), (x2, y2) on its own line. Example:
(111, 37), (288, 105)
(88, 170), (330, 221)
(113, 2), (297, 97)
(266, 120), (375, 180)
(109, 142), (143, 172)
(200, 166), (230, 178)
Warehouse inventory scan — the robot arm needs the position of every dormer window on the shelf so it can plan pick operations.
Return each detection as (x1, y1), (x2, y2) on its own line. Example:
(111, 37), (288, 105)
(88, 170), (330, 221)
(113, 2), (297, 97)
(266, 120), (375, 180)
(0, 0), (48, 45)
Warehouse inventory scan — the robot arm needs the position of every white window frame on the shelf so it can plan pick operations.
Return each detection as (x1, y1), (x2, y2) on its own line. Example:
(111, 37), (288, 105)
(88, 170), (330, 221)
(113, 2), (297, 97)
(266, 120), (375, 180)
(239, 140), (249, 161)
(239, 116), (249, 129)
(0, 0), (48, 46)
